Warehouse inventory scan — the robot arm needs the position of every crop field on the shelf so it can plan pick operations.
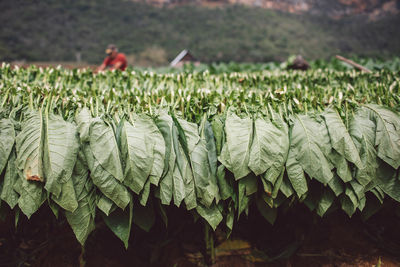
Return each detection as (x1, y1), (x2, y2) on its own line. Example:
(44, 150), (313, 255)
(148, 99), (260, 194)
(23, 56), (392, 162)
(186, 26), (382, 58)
(0, 62), (400, 266)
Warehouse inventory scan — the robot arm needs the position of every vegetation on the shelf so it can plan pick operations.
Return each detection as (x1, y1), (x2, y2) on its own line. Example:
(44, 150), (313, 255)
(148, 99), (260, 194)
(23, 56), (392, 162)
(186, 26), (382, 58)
(1, 0), (400, 65)
(0, 64), (400, 251)
(142, 56), (400, 73)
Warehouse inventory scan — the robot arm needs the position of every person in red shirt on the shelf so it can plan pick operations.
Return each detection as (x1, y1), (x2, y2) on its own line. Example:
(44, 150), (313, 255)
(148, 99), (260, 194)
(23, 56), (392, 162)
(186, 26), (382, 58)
(97, 44), (127, 71)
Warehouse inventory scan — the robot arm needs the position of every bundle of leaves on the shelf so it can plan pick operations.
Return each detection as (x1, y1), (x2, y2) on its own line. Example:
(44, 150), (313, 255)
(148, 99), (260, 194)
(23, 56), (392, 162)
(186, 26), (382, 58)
(0, 103), (399, 247)
(0, 64), (400, 247)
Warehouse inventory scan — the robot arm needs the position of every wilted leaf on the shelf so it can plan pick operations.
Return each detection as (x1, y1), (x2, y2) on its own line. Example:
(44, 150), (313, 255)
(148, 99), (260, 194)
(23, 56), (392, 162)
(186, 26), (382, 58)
(16, 110), (44, 182)
(1, 149), (19, 208)
(0, 119), (15, 175)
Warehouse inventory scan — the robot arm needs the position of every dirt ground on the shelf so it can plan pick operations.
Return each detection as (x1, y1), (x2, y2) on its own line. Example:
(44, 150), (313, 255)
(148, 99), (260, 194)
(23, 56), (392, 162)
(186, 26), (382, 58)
(0, 203), (399, 267)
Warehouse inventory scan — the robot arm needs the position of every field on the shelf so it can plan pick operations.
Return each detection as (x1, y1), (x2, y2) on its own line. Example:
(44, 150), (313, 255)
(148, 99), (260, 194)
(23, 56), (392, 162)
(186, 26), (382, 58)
(0, 61), (400, 266)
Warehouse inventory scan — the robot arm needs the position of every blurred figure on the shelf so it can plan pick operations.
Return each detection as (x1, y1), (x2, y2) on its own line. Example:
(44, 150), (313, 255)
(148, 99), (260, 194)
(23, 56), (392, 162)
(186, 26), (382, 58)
(98, 44), (127, 71)
(287, 55), (310, 71)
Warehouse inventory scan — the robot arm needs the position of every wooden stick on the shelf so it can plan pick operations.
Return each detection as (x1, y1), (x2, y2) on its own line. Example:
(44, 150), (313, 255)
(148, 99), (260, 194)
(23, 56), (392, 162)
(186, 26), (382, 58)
(335, 55), (372, 73)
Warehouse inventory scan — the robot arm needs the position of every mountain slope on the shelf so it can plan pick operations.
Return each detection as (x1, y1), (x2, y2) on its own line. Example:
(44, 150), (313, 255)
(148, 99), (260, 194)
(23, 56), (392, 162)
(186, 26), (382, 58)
(1, 0), (399, 65)
(135, 0), (400, 19)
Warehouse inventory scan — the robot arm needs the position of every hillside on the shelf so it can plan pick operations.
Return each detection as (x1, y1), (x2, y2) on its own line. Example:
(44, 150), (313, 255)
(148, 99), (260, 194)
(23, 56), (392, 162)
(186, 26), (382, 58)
(139, 0), (400, 19)
(1, 0), (399, 65)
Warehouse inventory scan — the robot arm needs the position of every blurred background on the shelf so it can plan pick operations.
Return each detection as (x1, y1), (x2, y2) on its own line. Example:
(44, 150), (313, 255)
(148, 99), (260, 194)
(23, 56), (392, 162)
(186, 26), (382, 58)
(1, 0), (399, 68)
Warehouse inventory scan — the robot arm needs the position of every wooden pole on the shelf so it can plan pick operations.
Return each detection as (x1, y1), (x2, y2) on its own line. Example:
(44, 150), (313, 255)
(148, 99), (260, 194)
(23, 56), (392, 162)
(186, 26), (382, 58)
(335, 55), (372, 73)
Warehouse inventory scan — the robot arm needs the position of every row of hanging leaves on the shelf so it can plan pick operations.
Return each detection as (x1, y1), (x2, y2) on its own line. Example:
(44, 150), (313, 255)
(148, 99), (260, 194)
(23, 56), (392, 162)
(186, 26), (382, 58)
(1, 102), (400, 247)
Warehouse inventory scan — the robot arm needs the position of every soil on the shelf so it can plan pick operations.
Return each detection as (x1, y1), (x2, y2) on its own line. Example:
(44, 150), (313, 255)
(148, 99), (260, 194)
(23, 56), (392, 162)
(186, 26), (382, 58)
(0, 202), (399, 267)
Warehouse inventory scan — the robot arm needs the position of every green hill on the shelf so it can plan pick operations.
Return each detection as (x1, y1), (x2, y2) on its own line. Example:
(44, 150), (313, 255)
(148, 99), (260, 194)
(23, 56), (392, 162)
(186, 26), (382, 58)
(1, 0), (399, 65)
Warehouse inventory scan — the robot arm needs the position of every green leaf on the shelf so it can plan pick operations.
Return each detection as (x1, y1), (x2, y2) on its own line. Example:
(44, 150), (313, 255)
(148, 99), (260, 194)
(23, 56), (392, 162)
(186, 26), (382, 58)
(192, 139), (218, 207)
(172, 123), (194, 208)
(322, 109), (362, 168)
(219, 112), (253, 180)
(226, 201), (235, 231)
(176, 118), (200, 152)
(155, 114), (177, 206)
(241, 174), (258, 196)
(304, 189), (318, 212)
(16, 111), (46, 218)
(52, 177), (78, 212)
(358, 196), (366, 212)
(48, 198), (60, 218)
(156, 199), (168, 228)
(203, 120), (218, 178)
(157, 113), (186, 207)
(341, 186), (358, 217)
(371, 187), (385, 204)
(146, 118), (165, 186)
(249, 115), (289, 178)
(1, 149), (19, 209)
(327, 174), (344, 197)
(16, 110), (44, 182)
(350, 180), (364, 202)
(158, 172), (173, 205)
(238, 176), (254, 219)
(43, 112), (79, 199)
(171, 114), (192, 163)
(90, 118), (124, 182)
(139, 179), (151, 206)
(256, 195), (277, 225)
(172, 164), (185, 207)
(121, 120), (154, 194)
(375, 160), (400, 202)
(0, 119), (15, 175)
(211, 116), (224, 156)
(76, 108), (91, 143)
(364, 104), (400, 169)
(361, 193), (383, 221)
(216, 165), (234, 201)
(76, 113), (131, 210)
(65, 151), (96, 245)
(179, 118), (219, 207)
(17, 178), (46, 218)
(265, 114), (290, 189)
(83, 143), (130, 209)
(328, 150), (352, 183)
(286, 115), (333, 194)
(196, 203), (223, 231)
(280, 173), (295, 198)
(271, 167), (285, 198)
(97, 194), (115, 216)
(314, 113), (352, 184)
(349, 109), (378, 187)
(182, 164), (197, 210)
(286, 150), (307, 198)
(154, 113), (173, 181)
(133, 198), (155, 232)
(316, 189), (335, 217)
(103, 198), (133, 249)
(129, 114), (165, 186)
